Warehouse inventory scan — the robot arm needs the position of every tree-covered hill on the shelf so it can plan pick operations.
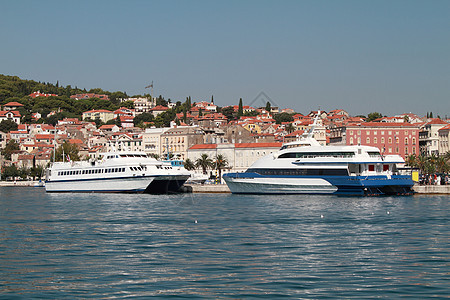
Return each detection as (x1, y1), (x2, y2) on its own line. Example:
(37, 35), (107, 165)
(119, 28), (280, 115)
(0, 74), (131, 124)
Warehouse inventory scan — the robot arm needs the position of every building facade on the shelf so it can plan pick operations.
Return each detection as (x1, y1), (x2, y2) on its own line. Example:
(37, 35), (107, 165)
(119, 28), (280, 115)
(345, 122), (420, 159)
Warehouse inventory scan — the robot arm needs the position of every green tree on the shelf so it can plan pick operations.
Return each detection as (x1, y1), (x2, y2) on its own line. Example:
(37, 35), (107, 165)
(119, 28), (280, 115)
(221, 106), (235, 122)
(196, 154), (213, 175)
(214, 154), (228, 182)
(183, 158), (196, 171)
(285, 123), (295, 134)
(115, 116), (122, 127)
(0, 120), (19, 133)
(367, 112), (383, 122)
(110, 91), (128, 105)
(405, 154), (417, 168)
(54, 141), (81, 162)
(133, 112), (154, 126)
(120, 100), (135, 109)
(1, 164), (20, 180)
(154, 109), (175, 128)
(273, 112), (294, 124)
(156, 95), (168, 107)
(1, 139), (20, 160)
(30, 165), (44, 180)
(19, 166), (29, 180)
(238, 98), (243, 118)
(265, 101), (271, 113)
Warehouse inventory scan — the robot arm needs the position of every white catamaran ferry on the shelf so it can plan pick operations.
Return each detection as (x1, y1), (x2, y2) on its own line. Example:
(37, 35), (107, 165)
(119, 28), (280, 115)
(45, 150), (190, 193)
(223, 114), (414, 196)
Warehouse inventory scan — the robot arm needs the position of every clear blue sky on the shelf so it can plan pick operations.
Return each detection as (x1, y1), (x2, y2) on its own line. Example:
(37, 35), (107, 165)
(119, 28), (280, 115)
(2, 0), (449, 117)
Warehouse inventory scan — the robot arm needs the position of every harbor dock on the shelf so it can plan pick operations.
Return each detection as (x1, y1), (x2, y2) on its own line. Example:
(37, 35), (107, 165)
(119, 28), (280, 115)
(1, 181), (449, 194)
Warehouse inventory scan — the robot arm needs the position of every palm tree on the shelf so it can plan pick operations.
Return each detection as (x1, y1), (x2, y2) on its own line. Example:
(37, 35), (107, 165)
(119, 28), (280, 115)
(196, 154), (213, 175)
(405, 154), (417, 168)
(214, 154), (229, 182)
(285, 123), (295, 134)
(416, 155), (428, 174)
(435, 156), (449, 173)
(183, 158), (196, 171)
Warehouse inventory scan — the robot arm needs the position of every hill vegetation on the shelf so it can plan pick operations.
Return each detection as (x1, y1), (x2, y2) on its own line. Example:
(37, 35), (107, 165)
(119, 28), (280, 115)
(0, 74), (132, 125)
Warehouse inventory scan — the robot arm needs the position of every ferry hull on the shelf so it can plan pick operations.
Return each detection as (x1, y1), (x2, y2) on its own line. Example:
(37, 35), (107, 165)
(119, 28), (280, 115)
(224, 177), (337, 194)
(223, 173), (414, 196)
(46, 175), (189, 194)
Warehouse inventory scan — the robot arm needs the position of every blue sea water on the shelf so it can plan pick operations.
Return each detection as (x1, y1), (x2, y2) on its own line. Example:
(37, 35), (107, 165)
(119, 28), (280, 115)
(0, 187), (448, 299)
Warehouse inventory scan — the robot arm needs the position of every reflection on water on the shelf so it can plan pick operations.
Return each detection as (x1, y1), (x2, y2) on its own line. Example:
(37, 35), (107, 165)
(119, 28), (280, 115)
(0, 187), (448, 298)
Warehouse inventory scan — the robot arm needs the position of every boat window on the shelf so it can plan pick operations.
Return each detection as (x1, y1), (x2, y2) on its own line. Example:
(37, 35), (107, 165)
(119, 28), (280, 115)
(368, 165), (375, 171)
(383, 165), (389, 171)
(368, 151), (381, 158)
(278, 152), (355, 159)
(122, 168), (125, 172)
(247, 168), (349, 176)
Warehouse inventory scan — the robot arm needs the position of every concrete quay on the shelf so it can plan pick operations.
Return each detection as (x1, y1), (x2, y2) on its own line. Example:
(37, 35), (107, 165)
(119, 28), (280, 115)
(186, 184), (450, 195)
(186, 184), (231, 193)
(412, 185), (450, 195)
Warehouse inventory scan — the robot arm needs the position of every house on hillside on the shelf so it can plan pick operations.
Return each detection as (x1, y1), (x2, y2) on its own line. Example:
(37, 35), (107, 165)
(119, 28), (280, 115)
(150, 105), (169, 117)
(0, 110), (21, 124)
(70, 93), (109, 100)
(29, 91), (58, 98)
(3, 102), (24, 111)
(82, 109), (114, 123)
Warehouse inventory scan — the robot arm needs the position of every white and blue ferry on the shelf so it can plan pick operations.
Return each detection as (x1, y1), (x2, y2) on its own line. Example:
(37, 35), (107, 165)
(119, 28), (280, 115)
(223, 117), (414, 196)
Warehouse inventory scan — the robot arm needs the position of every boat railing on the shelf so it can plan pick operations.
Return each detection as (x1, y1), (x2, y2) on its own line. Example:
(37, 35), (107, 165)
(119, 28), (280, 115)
(297, 154), (355, 159)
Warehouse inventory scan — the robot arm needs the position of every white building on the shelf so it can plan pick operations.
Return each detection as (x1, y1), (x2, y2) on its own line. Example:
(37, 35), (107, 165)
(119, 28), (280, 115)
(142, 127), (170, 157)
(121, 97), (156, 114)
(187, 142), (282, 174)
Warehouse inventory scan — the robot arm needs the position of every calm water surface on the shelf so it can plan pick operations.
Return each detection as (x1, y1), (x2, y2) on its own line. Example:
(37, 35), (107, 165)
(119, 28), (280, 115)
(0, 187), (448, 299)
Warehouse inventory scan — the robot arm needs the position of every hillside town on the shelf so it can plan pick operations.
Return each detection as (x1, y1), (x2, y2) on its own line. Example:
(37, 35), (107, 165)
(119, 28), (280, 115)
(1, 89), (450, 182)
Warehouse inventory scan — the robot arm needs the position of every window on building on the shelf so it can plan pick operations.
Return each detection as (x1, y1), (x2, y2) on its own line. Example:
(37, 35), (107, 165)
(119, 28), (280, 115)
(388, 137), (392, 144)
(405, 137), (408, 145)
(366, 137), (370, 144)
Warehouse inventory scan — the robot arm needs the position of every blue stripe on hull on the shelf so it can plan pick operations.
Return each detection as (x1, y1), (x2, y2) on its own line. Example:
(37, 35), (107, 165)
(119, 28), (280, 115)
(223, 173), (414, 196)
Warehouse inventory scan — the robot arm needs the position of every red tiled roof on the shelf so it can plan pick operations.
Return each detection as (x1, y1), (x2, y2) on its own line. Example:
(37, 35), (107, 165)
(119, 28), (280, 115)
(69, 139), (83, 144)
(438, 124), (450, 131)
(151, 105), (169, 111)
(189, 144), (217, 150)
(426, 118), (448, 125)
(235, 142), (282, 148)
(83, 109), (113, 114)
(4, 102), (24, 106)
(0, 110), (21, 117)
